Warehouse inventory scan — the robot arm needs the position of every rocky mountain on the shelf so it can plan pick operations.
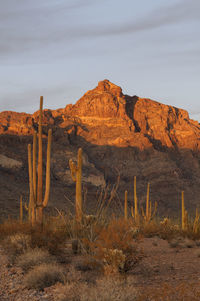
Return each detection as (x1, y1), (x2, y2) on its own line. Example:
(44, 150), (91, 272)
(1, 79), (200, 219)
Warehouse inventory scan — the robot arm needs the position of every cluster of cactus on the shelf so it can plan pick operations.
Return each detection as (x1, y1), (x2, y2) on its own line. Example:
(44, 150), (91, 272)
(27, 96), (52, 225)
(128, 176), (157, 224)
(181, 191), (200, 233)
(69, 148), (83, 222)
(141, 182), (157, 223)
(20, 98), (200, 234)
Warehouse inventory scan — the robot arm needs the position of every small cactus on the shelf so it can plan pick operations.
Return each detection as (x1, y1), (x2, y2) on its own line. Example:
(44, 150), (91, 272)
(69, 148), (83, 222)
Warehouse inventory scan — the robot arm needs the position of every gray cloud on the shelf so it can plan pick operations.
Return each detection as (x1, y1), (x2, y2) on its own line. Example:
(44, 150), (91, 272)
(0, 0), (199, 60)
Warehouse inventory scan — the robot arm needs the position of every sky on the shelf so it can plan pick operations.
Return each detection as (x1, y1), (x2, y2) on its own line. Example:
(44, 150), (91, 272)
(0, 0), (200, 120)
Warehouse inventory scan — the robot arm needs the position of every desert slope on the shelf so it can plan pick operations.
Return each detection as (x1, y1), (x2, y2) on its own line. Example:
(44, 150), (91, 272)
(0, 79), (200, 219)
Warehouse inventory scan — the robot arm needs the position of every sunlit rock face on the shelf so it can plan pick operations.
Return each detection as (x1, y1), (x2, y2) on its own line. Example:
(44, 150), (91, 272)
(1, 79), (200, 218)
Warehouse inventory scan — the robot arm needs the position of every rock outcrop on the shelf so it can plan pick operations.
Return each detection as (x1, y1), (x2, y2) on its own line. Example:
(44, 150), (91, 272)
(1, 79), (200, 218)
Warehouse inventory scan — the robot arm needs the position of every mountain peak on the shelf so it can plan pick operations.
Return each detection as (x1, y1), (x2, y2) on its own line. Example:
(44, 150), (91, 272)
(96, 79), (123, 97)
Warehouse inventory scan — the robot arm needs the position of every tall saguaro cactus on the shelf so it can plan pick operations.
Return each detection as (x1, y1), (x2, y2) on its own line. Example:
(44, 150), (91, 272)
(28, 96), (52, 225)
(69, 148), (83, 222)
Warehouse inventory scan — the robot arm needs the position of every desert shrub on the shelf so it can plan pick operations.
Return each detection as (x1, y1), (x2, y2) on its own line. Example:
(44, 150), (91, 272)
(141, 219), (181, 240)
(82, 218), (143, 274)
(16, 248), (56, 271)
(2, 233), (31, 263)
(59, 277), (138, 301)
(0, 220), (32, 241)
(29, 223), (68, 255)
(24, 263), (64, 290)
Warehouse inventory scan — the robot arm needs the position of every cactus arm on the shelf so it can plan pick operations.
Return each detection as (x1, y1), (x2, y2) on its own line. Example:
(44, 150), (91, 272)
(151, 201), (157, 219)
(141, 206), (145, 219)
(76, 148), (83, 222)
(77, 148), (82, 170)
(146, 183), (150, 219)
(69, 148), (83, 222)
(149, 201), (152, 219)
(131, 206), (134, 218)
(33, 131), (37, 201)
(37, 96), (43, 206)
(193, 208), (200, 233)
(43, 129), (52, 208)
(28, 144), (35, 224)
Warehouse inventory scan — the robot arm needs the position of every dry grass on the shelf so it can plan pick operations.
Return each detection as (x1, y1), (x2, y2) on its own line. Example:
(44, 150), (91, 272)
(24, 263), (65, 290)
(0, 220), (32, 240)
(58, 276), (138, 301)
(16, 248), (56, 271)
(2, 233), (31, 263)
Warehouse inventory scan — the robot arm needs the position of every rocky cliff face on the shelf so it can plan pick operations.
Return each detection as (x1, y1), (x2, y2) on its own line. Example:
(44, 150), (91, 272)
(1, 80), (200, 219)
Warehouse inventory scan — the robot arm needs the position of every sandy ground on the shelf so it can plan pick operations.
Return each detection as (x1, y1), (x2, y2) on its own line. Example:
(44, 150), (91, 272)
(1, 236), (200, 300)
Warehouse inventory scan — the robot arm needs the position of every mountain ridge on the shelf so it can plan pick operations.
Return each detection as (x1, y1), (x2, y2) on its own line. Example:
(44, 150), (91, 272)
(0, 79), (200, 219)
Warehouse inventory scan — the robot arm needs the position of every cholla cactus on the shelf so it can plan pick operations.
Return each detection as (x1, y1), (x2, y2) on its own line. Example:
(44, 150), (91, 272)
(160, 217), (170, 226)
(102, 248), (126, 274)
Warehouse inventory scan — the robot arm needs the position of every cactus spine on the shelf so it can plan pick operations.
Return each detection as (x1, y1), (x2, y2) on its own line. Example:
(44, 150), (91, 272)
(69, 148), (83, 222)
(28, 96), (52, 225)
(124, 190), (128, 220)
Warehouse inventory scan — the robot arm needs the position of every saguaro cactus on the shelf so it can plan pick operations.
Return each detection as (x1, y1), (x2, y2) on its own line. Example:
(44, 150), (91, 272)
(193, 208), (200, 234)
(141, 183), (157, 223)
(27, 96), (52, 225)
(146, 182), (150, 219)
(69, 148), (83, 222)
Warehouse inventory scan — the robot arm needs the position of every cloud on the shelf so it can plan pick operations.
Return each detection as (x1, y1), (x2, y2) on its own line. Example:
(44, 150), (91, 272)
(0, 0), (199, 60)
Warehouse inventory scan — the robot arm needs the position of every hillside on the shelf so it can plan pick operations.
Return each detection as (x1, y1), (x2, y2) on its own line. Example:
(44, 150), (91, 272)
(1, 79), (200, 219)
